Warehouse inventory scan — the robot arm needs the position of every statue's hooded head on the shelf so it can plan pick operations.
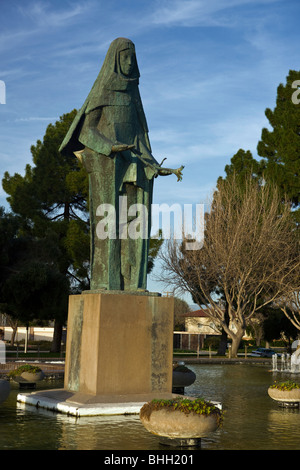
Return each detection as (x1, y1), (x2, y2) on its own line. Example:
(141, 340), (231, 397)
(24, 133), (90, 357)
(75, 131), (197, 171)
(84, 38), (140, 113)
(100, 37), (140, 85)
(59, 38), (144, 156)
(112, 38), (140, 81)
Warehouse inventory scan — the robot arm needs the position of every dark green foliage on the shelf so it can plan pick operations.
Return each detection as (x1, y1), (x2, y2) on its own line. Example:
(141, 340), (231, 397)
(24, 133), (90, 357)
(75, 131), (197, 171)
(220, 71), (300, 223)
(2, 111), (90, 288)
(220, 148), (263, 186)
(257, 70), (300, 222)
(0, 208), (69, 325)
(8, 364), (42, 377)
(262, 307), (299, 346)
(147, 229), (163, 274)
(270, 381), (300, 391)
(1, 112), (90, 349)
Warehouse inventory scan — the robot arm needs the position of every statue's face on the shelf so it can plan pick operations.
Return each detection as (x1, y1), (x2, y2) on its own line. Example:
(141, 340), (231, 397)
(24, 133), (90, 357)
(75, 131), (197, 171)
(119, 48), (135, 76)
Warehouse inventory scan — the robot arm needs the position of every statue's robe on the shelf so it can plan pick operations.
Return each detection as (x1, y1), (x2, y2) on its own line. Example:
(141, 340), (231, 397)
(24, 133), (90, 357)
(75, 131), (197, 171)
(60, 38), (158, 290)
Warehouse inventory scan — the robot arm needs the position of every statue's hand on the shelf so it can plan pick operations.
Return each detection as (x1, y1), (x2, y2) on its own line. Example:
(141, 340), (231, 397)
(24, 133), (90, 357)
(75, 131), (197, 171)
(111, 144), (135, 153)
(174, 165), (184, 182)
(157, 164), (184, 180)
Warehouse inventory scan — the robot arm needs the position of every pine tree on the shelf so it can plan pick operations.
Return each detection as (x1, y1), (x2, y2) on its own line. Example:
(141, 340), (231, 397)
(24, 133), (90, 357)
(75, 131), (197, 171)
(2, 110), (90, 285)
(222, 148), (262, 182)
(257, 70), (300, 222)
(0, 208), (69, 330)
(2, 111), (89, 351)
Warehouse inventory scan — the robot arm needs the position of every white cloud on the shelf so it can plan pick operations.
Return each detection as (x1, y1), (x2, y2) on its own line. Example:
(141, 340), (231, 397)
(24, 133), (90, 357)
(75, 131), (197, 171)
(149, 0), (281, 27)
(18, 1), (92, 28)
(0, 1), (95, 54)
(13, 116), (58, 122)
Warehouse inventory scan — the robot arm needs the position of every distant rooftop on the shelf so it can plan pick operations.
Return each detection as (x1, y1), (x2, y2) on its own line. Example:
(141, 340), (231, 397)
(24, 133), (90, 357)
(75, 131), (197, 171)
(181, 309), (209, 317)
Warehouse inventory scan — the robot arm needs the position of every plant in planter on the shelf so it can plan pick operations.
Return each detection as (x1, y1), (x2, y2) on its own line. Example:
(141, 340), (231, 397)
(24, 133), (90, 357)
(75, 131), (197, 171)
(268, 380), (300, 407)
(140, 396), (223, 443)
(9, 364), (45, 385)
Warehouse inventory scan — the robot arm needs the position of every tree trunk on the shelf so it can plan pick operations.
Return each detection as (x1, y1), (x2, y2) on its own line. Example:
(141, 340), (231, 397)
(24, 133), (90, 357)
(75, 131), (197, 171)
(217, 303), (229, 355)
(24, 325), (29, 353)
(218, 329), (227, 355)
(51, 319), (63, 353)
(230, 328), (245, 358)
(8, 318), (18, 346)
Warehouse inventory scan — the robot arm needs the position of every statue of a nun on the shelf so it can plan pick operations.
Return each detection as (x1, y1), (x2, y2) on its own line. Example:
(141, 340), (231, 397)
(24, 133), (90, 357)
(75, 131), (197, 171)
(60, 37), (183, 291)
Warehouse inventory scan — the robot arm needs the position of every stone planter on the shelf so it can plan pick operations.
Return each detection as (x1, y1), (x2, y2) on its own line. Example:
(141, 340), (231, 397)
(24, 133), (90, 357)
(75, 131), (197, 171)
(268, 386), (300, 407)
(0, 379), (10, 404)
(140, 398), (222, 446)
(15, 370), (45, 383)
(10, 366), (45, 389)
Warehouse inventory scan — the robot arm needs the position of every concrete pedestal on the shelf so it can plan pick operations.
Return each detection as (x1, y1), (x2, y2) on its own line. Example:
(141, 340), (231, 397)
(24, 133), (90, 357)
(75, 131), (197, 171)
(65, 291), (174, 398)
(17, 291), (175, 416)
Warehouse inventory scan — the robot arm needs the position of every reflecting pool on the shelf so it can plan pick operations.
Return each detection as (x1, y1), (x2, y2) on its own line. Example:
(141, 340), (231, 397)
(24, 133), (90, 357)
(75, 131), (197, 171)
(1, 364), (300, 450)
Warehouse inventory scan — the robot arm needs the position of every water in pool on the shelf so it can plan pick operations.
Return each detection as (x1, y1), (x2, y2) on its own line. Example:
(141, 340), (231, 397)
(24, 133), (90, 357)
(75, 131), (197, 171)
(0, 364), (299, 450)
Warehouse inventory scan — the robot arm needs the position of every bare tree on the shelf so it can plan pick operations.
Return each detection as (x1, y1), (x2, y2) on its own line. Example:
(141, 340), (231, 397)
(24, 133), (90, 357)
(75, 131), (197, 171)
(173, 297), (191, 330)
(281, 291), (300, 332)
(159, 175), (299, 357)
(247, 312), (265, 346)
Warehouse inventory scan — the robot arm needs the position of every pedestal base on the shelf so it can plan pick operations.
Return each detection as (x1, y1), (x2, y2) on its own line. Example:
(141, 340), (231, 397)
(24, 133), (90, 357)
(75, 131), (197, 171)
(65, 291), (174, 397)
(17, 291), (175, 416)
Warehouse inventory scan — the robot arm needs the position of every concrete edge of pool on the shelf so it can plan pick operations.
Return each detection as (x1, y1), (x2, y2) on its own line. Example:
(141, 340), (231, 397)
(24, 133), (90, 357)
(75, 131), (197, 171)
(17, 392), (144, 416)
(16, 389), (222, 417)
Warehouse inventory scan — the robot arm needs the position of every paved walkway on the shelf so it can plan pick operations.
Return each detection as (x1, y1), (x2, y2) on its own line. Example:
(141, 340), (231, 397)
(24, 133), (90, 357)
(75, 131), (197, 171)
(174, 356), (272, 365)
(0, 355), (273, 378)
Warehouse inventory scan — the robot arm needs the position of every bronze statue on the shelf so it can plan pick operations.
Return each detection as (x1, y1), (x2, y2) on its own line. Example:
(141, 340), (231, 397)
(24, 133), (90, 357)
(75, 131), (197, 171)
(60, 37), (183, 291)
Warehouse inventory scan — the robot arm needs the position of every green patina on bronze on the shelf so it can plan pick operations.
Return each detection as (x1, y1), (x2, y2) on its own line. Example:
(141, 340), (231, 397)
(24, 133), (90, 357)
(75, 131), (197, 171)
(60, 37), (183, 291)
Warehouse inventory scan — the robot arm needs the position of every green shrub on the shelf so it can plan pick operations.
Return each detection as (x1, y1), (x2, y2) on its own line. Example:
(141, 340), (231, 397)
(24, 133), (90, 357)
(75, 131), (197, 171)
(8, 364), (42, 377)
(140, 396), (223, 426)
(270, 380), (300, 391)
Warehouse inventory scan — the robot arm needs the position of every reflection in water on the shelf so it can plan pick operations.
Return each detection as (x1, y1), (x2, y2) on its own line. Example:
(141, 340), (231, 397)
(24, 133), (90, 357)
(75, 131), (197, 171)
(1, 364), (300, 450)
(55, 413), (160, 450)
(187, 364), (300, 450)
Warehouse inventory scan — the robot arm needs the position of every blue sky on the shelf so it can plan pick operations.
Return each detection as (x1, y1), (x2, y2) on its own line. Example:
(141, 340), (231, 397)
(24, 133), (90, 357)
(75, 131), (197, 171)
(0, 0), (299, 299)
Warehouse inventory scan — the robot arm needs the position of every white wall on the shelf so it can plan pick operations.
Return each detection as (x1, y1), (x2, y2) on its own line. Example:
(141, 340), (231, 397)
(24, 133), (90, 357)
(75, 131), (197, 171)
(3, 327), (54, 342)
